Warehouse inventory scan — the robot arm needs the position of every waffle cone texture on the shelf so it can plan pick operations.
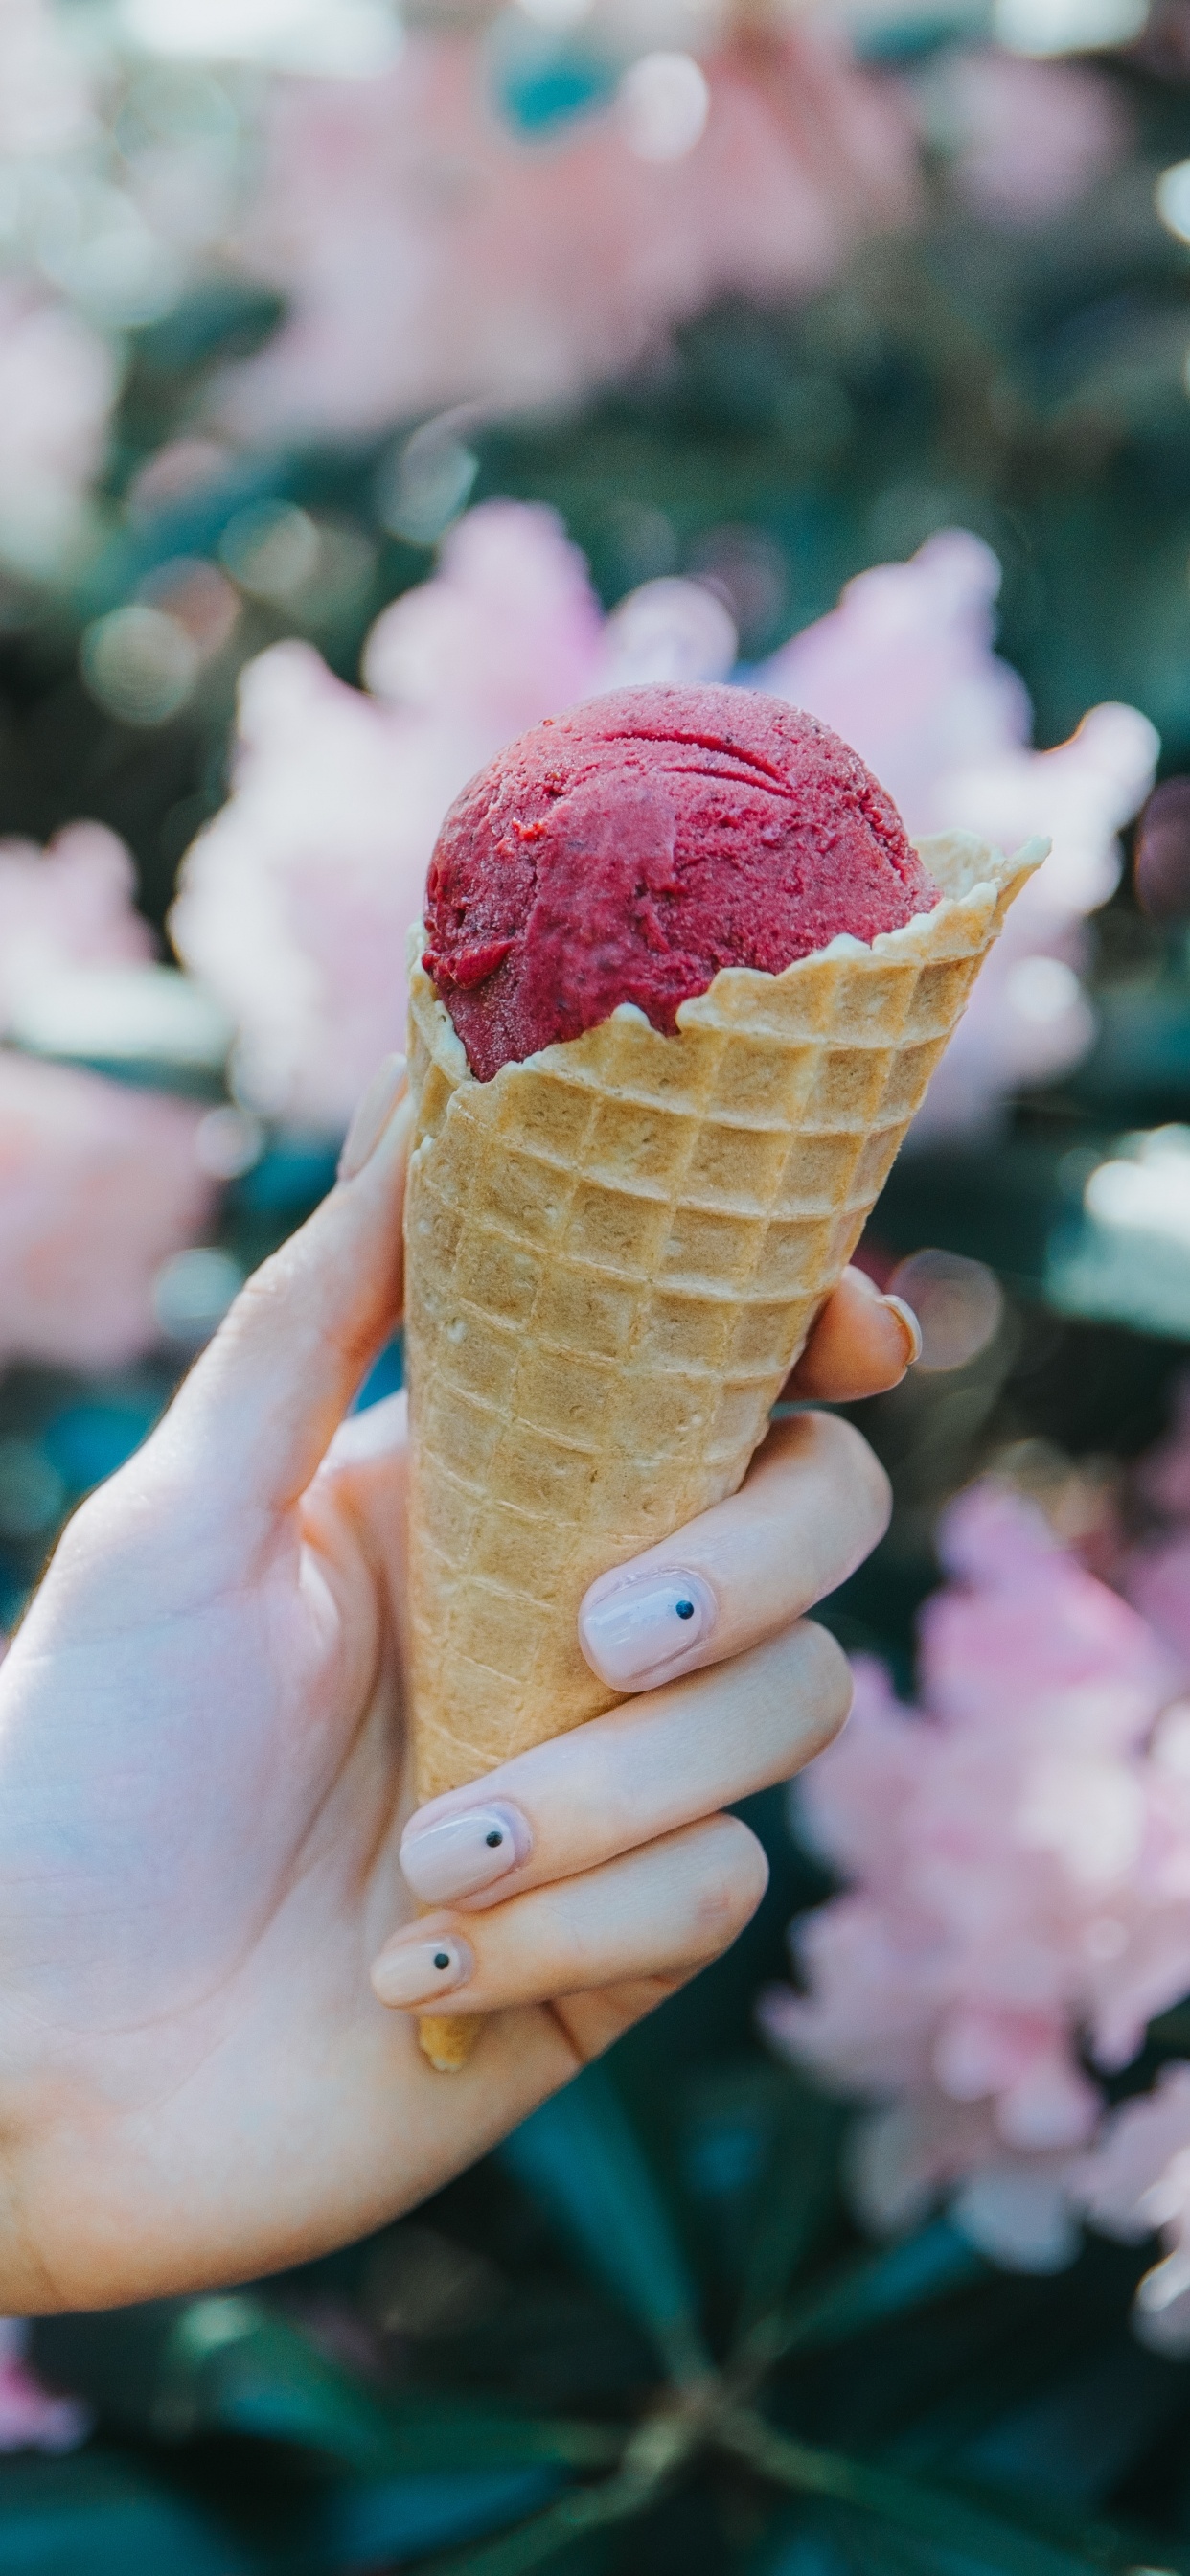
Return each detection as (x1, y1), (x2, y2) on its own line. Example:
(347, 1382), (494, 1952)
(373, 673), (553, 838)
(404, 828), (1043, 2069)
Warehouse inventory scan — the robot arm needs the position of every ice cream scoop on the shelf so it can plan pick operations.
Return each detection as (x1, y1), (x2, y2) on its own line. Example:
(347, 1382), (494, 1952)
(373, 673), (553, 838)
(423, 684), (939, 1082)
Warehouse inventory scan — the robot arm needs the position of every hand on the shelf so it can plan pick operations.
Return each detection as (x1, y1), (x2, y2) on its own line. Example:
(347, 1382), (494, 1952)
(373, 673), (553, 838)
(0, 1058), (909, 2311)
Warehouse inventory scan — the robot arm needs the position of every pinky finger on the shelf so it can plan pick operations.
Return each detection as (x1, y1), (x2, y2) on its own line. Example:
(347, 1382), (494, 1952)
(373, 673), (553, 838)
(370, 1816), (768, 2021)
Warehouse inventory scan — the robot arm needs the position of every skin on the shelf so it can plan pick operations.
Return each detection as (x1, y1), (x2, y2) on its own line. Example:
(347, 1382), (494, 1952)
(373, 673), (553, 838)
(0, 1071), (910, 2313)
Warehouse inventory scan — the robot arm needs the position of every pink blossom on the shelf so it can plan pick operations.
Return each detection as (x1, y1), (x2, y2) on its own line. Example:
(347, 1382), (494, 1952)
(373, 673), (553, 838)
(170, 501), (736, 1129)
(0, 280), (116, 575)
(1116, 1376), (1190, 1673)
(760, 533), (1157, 1136)
(217, 26), (917, 440)
(0, 1050), (214, 1370)
(0, 2321), (89, 2451)
(930, 49), (1130, 228)
(0, 823), (152, 1025)
(0, 0), (95, 162)
(762, 1482), (1190, 2274)
(1071, 2065), (1190, 2353)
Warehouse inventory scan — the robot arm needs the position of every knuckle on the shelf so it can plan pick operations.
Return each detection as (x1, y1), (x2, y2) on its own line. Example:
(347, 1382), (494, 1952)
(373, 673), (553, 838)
(689, 1819), (768, 1952)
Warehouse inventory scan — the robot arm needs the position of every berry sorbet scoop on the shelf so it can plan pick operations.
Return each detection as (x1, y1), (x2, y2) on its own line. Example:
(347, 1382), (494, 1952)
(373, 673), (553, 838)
(423, 686), (940, 1080)
(404, 684), (1044, 2070)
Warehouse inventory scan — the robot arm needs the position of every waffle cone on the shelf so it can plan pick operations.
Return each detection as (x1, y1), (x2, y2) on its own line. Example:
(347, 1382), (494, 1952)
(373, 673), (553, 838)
(404, 828), (1044, 2068)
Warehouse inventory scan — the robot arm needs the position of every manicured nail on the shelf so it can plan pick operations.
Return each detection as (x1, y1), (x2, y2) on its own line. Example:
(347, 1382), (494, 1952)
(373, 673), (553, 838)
(372, 1933), (474, 2009)
(400, 1803), (531, 1904)
(579, 1568), (717, 1690)
(338, 1054), (407, 1182)
(881, 1293), (922, 1368)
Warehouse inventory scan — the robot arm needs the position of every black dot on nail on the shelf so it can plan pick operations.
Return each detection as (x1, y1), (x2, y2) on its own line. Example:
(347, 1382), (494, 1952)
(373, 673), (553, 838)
(433, 1951), (451, 1971)
(486, 1829), (503, 1848)
(675, 1599), (695, 1621)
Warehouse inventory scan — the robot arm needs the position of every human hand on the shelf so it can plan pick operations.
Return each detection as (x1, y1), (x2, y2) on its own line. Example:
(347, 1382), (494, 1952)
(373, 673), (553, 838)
(0, 1058), (909, 2311)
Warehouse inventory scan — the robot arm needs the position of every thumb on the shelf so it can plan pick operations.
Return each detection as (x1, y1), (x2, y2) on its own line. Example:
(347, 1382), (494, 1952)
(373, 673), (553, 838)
(147, 1059), (412, 1530)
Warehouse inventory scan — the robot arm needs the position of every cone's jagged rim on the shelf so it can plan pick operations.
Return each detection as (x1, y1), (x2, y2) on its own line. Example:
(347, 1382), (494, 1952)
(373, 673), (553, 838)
(407, 828), (1049, 1096)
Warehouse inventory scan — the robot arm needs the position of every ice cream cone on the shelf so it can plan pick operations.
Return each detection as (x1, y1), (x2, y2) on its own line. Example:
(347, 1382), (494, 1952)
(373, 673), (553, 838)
(404, 828), (1045, 2068)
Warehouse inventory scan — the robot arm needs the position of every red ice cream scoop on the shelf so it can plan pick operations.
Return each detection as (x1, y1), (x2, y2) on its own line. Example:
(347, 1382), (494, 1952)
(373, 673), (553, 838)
(423, 682), (939, 1083)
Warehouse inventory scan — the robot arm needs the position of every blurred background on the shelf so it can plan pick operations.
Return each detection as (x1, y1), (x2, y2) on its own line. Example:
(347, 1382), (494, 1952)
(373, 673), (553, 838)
(10, 0), (1190, 2567)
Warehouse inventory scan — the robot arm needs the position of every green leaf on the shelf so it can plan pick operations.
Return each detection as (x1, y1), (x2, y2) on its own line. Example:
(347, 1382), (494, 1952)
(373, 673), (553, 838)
(720, 2415), (1125, 2576)
(738, 2220), (991, 2377)
(34, 2298), (613, 2472)
(0, 2442), (565, 2574)
(498, 2066), (712, 2385)
(731, 2071), (844, 2340)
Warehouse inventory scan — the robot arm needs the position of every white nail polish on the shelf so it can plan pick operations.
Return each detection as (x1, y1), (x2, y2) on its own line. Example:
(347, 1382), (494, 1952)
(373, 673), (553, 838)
(400, 1804), (530, 1903)
(579, 1568), (717, 1690)
(373, 1934), (473, 2009)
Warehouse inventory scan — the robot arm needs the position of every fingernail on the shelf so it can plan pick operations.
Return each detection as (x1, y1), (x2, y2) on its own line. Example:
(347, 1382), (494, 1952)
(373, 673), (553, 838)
(579, 1568), (717, 1690)
(881, 1293), (922, 1368)
(400, 1803), (531, 1903)
(338, 1054), (407, 1182)
(372, 1932), (474, 2009)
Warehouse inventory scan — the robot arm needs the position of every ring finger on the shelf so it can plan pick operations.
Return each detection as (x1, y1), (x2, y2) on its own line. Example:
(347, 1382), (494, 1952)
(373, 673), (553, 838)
(373, 1812), (769, 2020)
(397, 1618), (850, 1911)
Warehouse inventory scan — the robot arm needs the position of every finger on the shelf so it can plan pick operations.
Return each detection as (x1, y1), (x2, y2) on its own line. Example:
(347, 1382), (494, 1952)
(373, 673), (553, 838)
(788, 1267), (920, 1403)
(146, 1062), (411, 1525)
(373, 1814), (768, 2017)
(576, 1409), (888, 1695)
(399, 1620), (850, 1909)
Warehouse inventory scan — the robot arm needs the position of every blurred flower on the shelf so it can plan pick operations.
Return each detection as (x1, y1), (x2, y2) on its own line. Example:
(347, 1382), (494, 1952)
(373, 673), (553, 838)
(0, 2321), (89, 2452)
(217, 24), (917, 439)
(0, 280), (117, 574)
(1072, 2063), (1190, 2354)
(0, 1050), (214, 1369)
(1118, 1370), (1190, 1673)
(760, 531), (1158, 1138)
(922, 48), (1130, 226)
(0, 0), (96, 161)
(1133, 778), (1190, 922)
(0, 822), (152, 1022)
(170, 500), (737, 1128)
(762, 1482), (1190, 2279)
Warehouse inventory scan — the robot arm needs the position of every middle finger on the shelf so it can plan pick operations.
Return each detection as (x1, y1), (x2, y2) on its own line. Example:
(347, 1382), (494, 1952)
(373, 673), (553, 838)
(398, 1618), (850, 1910)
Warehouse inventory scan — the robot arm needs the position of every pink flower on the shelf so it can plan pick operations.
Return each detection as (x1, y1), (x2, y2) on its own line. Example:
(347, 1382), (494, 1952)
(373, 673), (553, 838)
(0, 2321), (89, 2452)
(928, 48), (1130, 228)
(762, 1483), (1190, 2274)
(1071, 2065), (1190, 2354)
(0, 1051), (214, 1370)
(170, 501), (736, 1129)
(217, 26), (917, 439)
(0, 0), (95, 163)
(760, 533), (1157, 1136)
(0, 823), (153, 1024)
(0, 281), (115, 574)
(1115, 1375), (1190, 1673)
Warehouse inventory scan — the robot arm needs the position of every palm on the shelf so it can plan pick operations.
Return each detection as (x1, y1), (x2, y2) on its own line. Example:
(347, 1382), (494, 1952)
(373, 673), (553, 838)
(0, 1373), (638, 2308)
(0, 1091), (900, 2311)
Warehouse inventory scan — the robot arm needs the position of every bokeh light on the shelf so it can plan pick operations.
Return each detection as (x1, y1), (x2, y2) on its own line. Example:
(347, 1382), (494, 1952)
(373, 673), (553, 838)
(887, 1249), (1006, 1372)
(80, 605), (199, 725)
(152, 1246), (244, 1346)
(995, 0), (1149, 54)
(617, 52), (710, 162)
